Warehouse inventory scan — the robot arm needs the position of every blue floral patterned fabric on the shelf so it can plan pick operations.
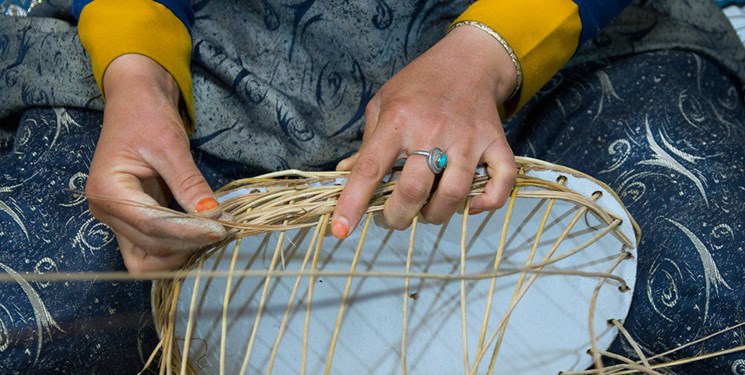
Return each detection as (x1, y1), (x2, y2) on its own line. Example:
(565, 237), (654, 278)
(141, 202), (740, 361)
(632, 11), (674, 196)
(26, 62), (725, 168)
(1, 0), (745, 373)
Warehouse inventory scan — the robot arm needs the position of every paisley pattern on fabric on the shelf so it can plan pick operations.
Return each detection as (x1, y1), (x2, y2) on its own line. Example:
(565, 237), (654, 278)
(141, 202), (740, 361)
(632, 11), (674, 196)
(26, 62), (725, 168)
(1, 0), (744, 373)
(507, 50), (745, 373)
(187, 1), (468, 171)
(0, 109), (158, 373)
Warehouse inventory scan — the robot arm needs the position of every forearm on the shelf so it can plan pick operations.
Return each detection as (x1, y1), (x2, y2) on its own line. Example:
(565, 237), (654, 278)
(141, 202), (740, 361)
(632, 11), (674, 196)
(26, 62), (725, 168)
(73, 0), (196, 131)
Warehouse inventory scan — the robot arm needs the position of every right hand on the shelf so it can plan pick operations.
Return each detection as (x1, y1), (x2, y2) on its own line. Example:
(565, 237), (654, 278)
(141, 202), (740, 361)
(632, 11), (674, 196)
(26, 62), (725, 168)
(331, 25), (518, 238)
(86, 54), (226, 273)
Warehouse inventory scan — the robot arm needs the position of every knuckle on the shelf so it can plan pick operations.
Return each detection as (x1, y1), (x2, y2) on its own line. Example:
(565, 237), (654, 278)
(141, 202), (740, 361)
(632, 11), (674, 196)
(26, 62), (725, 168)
(389, 220), (412, 231)
(469, 165), (517, 212)
(484, 183), (515, 211)
(479, 192), (503, 210)
(493, 197), (509, 210)
(504, 166), (518, 182)
(364, 99), (379, 118)
(383, 198), (417, 231)
(381, 100), (413, 124)
(438, 179), (471, 203)
(423, 210), (451, 225)
(498, 157), (518, 177)
(353, 156), (384, 181)
(175, 171), (209, 196)
(396, 179), (430, 204)
(384, 210), (414, 231)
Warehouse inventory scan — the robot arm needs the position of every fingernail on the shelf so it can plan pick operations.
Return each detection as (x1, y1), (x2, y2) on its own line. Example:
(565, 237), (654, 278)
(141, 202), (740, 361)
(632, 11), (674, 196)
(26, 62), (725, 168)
(331, 216), (350, 238)
(206, 229), (226, 241)
(196, 197), (219, 212)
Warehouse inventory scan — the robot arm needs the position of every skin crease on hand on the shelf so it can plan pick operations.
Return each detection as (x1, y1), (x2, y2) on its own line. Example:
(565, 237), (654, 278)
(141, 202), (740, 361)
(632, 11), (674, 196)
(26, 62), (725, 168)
(331, 25), (518, 239)
(85, 54), (226, 273)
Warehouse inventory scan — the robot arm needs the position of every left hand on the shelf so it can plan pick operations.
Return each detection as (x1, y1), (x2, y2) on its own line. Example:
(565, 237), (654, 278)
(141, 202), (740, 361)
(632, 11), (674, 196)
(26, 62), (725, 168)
(331, 25), (518, 238)
(86, 54), (226, 273)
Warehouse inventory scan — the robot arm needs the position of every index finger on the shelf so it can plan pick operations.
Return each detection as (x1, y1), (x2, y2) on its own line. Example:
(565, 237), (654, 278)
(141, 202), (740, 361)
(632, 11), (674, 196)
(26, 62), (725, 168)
(87, 172), (225, 246)
(332, 139), (399, 238)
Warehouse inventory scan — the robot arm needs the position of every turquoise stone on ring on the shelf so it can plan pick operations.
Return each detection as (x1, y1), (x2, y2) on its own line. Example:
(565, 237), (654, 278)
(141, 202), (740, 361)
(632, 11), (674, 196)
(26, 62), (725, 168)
(410, 147), (447, 174)
(436, 152), (447, 169)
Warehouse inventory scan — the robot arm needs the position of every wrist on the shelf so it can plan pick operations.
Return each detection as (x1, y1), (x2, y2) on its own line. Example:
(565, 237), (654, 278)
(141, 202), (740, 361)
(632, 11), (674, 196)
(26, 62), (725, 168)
(103, 54), (181, 106)
(444, 23), (520, 105)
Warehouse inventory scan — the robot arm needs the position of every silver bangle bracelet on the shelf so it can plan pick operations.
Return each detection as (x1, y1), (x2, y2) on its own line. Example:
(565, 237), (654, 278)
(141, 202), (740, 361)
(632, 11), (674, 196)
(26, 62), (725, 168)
(448, 20), (523, 101)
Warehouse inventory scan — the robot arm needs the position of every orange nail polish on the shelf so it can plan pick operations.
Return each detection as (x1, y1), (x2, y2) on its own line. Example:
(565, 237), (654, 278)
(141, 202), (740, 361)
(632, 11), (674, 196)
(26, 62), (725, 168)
(331, 217), (350, 238)
(196, 197), (219, 212)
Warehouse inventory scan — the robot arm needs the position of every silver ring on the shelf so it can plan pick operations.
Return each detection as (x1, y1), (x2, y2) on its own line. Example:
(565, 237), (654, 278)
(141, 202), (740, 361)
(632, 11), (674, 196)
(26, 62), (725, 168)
(409, 147), (447, 174)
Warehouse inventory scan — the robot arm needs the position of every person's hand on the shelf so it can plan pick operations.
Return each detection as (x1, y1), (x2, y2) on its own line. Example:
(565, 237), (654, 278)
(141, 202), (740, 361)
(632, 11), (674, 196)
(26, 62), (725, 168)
(86, 54), (226, 273)
(331, 25), (518, 238)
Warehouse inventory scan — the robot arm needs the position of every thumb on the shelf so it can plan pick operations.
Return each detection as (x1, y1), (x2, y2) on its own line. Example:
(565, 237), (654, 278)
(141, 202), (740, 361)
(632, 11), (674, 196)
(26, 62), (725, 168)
(150, 147), (222, 218)
(336, 152), (360, 171)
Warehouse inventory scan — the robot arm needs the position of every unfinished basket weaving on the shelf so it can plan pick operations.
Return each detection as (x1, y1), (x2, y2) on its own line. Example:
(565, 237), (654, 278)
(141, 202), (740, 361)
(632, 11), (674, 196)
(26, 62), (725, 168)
(150, 156), (641, 375)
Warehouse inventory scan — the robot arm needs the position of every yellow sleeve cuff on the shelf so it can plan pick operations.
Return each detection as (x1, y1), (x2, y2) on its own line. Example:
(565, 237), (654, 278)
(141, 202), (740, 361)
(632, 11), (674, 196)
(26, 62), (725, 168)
(77, 0), (196, 132)
(454, 0), (582, 116)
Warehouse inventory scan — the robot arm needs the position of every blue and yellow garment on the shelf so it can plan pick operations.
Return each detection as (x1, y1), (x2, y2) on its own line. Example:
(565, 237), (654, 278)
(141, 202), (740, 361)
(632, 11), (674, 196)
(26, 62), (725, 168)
(72, 0), (630, 132)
